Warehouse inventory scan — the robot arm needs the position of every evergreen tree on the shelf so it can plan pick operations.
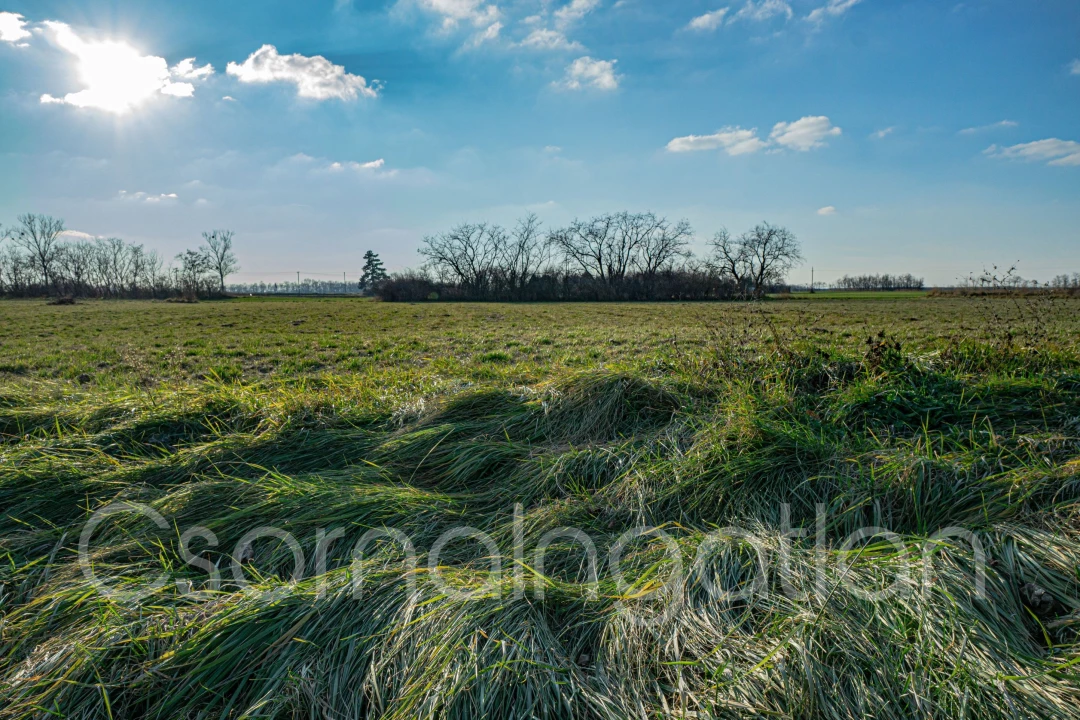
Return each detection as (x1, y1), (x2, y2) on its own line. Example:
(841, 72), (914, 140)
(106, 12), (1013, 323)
(359, 250), (388, 294)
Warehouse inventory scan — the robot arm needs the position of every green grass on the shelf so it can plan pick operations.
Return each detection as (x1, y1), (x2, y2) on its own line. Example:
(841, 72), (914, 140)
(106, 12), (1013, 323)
(1, 296), (1079, 718)
(1, 294), (1069, 387)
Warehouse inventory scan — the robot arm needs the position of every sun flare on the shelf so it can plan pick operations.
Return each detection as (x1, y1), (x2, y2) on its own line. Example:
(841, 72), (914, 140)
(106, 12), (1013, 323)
(41, 21), (194, 113)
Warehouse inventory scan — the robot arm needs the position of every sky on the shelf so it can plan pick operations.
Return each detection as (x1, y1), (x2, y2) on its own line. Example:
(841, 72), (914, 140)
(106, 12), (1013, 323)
(1, 0), (1078, 287)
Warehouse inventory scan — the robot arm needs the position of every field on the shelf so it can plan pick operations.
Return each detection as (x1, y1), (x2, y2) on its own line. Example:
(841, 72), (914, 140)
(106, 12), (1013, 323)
(0, 295), (1047, 386)
(780, 290), (930, 300)
(2, 295), (1080, 719)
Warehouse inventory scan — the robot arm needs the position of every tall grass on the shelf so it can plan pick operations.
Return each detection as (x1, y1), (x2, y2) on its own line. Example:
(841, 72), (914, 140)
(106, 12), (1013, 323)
(2, 308), (1079, 718)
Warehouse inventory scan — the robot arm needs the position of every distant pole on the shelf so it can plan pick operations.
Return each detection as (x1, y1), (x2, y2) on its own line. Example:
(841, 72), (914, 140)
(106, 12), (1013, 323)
(344, 272), (347, 293)
(297, 271), (300, 285)
(811, 267), (814, 294)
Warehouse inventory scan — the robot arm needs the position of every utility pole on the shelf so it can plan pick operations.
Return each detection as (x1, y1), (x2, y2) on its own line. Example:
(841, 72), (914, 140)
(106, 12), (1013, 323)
(297, 271), (300, 286)
(810, 267), (814, 294)
(343, 272), (347, 293)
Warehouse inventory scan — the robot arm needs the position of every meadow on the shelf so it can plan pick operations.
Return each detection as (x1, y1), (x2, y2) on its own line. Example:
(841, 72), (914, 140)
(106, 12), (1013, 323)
(1, 295), (1080, 719)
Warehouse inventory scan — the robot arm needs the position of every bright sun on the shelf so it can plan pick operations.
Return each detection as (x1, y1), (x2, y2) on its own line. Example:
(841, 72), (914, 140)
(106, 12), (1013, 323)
(42, 21), (191, 113)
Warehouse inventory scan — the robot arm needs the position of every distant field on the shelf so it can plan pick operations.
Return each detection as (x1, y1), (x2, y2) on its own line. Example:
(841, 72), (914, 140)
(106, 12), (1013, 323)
(0, 294), (1069, 386)
(2, 296), (1080, 718)
(780, 290), (930, 300)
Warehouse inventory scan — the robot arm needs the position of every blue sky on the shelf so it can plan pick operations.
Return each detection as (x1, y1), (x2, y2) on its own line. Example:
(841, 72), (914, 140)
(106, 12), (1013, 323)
(1, 0), (1078, 286)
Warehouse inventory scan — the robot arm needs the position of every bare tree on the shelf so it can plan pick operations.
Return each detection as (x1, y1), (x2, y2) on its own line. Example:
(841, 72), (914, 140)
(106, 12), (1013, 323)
(11, 214), (65, 291)
(55, 240), (96, 296)
(420, 223), (505, 295)
(708, 228), (748, 292)
(0, 223), (7, 294)
(0, 216), (238, 299)
(549, 212), (691, 289)
(498, 213), (550, 298)
(144, 250), (165, 296)
(0, 226), (9, 295)
(97, 237), (133, 298)
(176, 249), (212, 299)
(836, 273), (924, 291)
(547, 213), (619, 283)
(710, 223), (802, 298)
(0, 245), (31, 295)
(634, 214), (693, 280)
(603, 212), (656, 284)
(92, 240), (115, 297)
(126, 244), (150, 296)
(741, 223), (802, 295)
(201, 230), (239, 293)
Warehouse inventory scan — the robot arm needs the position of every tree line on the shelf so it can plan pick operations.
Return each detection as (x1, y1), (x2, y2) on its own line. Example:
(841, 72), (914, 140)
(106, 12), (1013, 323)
(228, 280), (359, 295)
(959, 268), (1080, 290)
(227, 252), (389, 296)
(0, 214), (238, 299)
(1049, 273), (1080, 290)
(833, 273), (925, 291)
(379, 212), (804, 302)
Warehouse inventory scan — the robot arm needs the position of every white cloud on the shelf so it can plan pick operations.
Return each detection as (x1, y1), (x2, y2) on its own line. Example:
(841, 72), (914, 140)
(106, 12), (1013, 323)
(520, 28), (583, 51)
(119, 190), (179, 203)
(0, 11), (30, 43)
(556, 56), (619, 91)
(171, 58), (214, 80)
(1069, 59), (1080, 76)
(958, 120), (1017, 135)
(544, 145), (562, 154)
(807, 0), (863, 26)
(160, 82), (195, 98)
(415, 0), (500, 30)
(985, 139), (1080, 167)
(222, 95), (237, 102)
(687, 9), (730, 31)
(555, 0), (601, 30)
(60, 229), (101, 242)
(312, 156), (407, 179)
(871, 127), (895, 139)
(226, 45), (378, 101)
(519, 1), (597, 53)
(276, 152), (427, 183)
(668, 115), (842, 155)
(39, 22), (205, 113)
(817, 206), (837, 216)
(730, 0), (793, 24)
(769, 115), (842, 150)
(467, 20), (503, 45)
(666, 127), (768, 155)
(329, 158), (386, 171)
(527, 200), (560, 212)
(1052, 154), (1080, 167)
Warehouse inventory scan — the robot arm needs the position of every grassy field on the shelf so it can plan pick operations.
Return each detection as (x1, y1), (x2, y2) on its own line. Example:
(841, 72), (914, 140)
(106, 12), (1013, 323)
(0, 294), (1060, 386)
(779, 290), (930, 300)
(2, 295), (1080, 718)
